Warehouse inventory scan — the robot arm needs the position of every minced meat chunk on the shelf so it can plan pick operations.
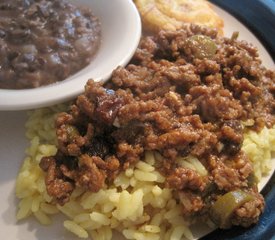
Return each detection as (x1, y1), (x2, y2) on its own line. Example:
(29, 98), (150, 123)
(39, 156), (74, 205)
(232, 188), (265, 228)
(167, 167), (208, 191)
(40, 24), (274, 228)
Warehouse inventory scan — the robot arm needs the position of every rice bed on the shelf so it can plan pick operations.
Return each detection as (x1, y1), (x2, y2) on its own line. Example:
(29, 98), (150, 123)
(15, 106), (275, 240)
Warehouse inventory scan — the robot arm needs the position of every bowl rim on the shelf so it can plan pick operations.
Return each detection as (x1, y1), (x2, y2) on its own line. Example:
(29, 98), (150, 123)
(0, 0), (141, 111)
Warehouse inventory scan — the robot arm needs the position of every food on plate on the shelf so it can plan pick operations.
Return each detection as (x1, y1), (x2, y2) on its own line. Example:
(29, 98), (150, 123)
(134, 0), (224, 34)
(16, 24), (275, 240)
(0, 0), (101, 89)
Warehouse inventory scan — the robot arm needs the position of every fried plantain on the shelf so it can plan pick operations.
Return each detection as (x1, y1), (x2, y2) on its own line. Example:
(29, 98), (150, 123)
(134, 0), (224, 34)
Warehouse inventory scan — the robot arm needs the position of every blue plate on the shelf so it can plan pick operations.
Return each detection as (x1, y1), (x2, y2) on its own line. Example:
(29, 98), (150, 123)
(202, 1), (275, 239)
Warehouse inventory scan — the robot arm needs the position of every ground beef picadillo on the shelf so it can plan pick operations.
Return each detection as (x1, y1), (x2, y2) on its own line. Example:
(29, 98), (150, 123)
(0, 0), (100, 89)
(40, 24), (275, 229)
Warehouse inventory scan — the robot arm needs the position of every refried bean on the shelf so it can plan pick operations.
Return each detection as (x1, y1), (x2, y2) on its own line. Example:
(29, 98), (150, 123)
(40, 24), (275, 229)
(0, 0), (101, 89)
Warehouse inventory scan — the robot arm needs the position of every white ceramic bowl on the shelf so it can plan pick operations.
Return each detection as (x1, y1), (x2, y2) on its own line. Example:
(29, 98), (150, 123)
(0, 0), (141, 111)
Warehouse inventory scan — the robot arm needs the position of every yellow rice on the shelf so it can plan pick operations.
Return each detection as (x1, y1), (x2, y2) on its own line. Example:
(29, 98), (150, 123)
(15, 105), (275, 240)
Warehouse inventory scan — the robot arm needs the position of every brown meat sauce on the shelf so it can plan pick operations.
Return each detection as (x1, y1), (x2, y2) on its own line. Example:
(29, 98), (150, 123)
(40, 25), (275, 229)
(0, 0), (101, 89)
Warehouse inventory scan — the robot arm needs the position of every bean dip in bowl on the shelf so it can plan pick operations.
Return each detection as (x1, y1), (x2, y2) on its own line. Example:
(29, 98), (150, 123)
(0, 0), (141, 110)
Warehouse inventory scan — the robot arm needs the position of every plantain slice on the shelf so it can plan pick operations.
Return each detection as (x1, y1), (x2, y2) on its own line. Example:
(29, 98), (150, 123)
(134, 0), (224, 34)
